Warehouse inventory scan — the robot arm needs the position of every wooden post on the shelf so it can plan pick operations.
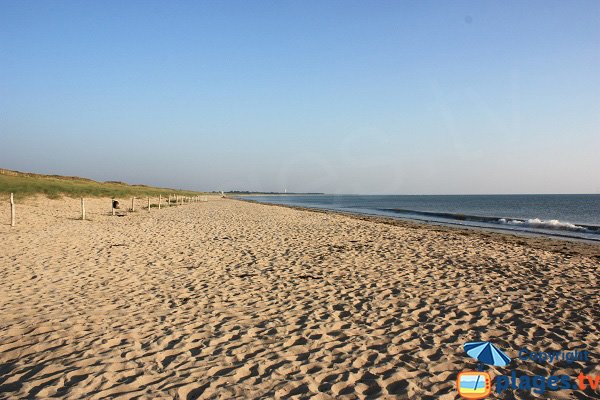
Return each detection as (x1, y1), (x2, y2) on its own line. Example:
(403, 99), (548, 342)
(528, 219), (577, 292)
(131, 197), (135, 212)
(159, 195), (161, 210)
(81, 197), (86, 220)
(10, 193), (15, 227)
(112, 198), (115, 216)
(148, 197), (151, 211)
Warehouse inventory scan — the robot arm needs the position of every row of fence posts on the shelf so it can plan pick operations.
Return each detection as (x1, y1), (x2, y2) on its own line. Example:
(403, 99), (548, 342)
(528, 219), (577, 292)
(7, 193), (209, 226)
(110, 195), (208, 217)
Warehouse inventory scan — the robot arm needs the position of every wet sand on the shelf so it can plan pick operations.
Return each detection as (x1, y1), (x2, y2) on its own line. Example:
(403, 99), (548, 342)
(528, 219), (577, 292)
(0, 196), (598, 399)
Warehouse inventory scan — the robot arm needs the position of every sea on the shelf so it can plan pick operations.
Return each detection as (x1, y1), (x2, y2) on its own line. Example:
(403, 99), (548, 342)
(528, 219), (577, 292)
(240, 194), (600, 242)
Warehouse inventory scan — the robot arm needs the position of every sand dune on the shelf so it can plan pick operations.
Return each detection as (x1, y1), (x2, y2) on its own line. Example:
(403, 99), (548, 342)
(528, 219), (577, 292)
(0, 196), (598, 399)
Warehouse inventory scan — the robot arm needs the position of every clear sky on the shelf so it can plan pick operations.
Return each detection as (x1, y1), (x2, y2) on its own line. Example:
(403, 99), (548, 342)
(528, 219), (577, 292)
(1, 1), (599, 194)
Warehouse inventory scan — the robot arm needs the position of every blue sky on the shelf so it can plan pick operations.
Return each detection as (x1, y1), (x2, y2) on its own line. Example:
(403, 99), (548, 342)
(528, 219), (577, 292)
(1, 1), (599, 194)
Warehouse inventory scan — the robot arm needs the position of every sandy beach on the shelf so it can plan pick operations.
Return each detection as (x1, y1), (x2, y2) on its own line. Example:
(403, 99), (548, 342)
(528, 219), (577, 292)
(1, 196), (598, 399)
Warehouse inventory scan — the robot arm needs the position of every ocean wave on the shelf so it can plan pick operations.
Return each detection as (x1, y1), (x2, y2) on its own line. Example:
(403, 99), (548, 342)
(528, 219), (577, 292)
(498, 218), (586, 231)
(387, 208), (600, 234)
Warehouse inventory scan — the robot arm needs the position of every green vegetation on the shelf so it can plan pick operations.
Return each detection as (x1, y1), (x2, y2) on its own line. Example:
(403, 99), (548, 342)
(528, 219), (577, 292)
(0, 169), (204, 200)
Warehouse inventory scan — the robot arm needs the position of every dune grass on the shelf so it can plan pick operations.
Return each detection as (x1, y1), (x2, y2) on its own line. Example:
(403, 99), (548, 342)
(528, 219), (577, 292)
(0, 169), (205, 200)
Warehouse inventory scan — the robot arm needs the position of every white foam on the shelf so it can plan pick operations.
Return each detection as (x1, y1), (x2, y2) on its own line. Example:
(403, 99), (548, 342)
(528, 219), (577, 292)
(498, 218), (585, 231)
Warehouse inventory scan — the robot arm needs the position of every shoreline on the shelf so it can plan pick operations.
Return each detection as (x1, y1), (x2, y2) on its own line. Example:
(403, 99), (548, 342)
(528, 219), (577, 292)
(234, 197), (600, 259)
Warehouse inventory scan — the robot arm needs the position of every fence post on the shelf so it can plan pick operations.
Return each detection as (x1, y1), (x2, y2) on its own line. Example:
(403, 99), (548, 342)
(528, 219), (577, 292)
(159, 195), (161, 210)
(10, 193), (15, 227)
(81, 197), (86, 220)
(112, 198), (115, 216)
(148, 197), (151, 211)
(131, 197), (135, 212)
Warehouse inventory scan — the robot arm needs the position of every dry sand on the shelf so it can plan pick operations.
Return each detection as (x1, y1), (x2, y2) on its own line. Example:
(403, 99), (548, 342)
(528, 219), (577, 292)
(0, 196), (598, 399)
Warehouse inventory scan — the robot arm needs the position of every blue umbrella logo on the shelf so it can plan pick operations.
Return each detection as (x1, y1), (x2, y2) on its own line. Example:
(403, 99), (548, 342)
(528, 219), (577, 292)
(464, 341), (511, 367)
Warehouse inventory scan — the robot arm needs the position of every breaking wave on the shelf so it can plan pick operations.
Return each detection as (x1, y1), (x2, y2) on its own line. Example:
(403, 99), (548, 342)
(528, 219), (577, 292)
(498, 218), (586, 231)
(387, 209), (600, 234)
